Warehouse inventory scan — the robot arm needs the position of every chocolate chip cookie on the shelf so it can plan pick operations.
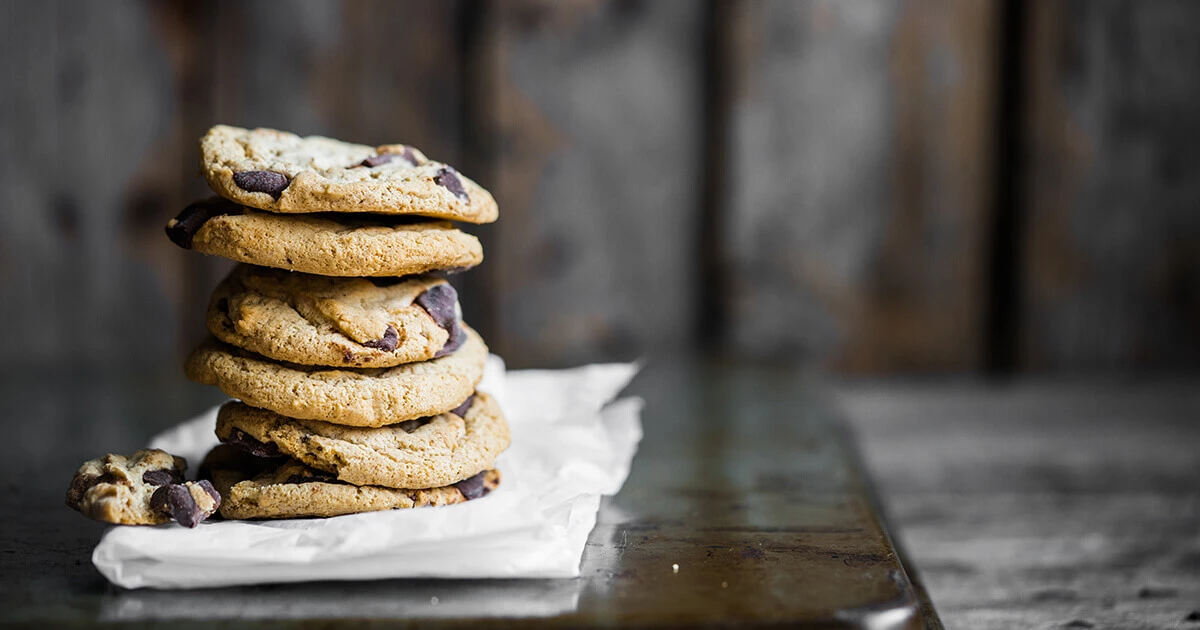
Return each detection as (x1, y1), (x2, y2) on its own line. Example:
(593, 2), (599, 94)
(201, 125), (497, 223)
(165, 198), (483, 277)
(215, 391), (509, 489)
(66, 450), (220, 527)
(184, 324), (488, 427)
(208, 265), (465, 368)
(201, 445), (500, 519)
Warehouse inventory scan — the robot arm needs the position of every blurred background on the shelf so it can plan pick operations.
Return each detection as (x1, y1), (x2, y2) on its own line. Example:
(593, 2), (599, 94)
(1, 0), (1198, 375)
(3, 4), (1200, 622)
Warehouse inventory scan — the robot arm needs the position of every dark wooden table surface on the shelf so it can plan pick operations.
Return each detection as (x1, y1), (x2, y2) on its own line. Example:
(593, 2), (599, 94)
(837, 379), (1200, 630)
(4, 362), (1197, 628)
(0, 361), (937, 629)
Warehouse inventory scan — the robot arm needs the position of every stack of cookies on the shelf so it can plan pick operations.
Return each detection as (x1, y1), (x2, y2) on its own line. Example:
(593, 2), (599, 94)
(164, 125), (509, 520)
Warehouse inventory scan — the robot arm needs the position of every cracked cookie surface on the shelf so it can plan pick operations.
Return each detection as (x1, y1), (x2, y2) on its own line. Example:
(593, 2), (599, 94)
(184, 325), (488, 427)
(201, 445), (500, 519)
(216, 391), (509, 489)
(165, 197), (483, 277)
(201, 125), (497, 223)
(208, 265), (464, 368)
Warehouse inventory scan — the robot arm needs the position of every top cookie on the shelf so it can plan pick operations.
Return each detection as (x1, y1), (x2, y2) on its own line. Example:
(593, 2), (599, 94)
(201, 125), (497, 223)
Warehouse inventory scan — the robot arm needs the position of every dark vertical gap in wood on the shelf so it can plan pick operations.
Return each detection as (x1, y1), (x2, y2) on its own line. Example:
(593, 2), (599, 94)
(177, 0), (222, 357)
(984, 0), (1028, 377)
(457, 0), (500, 348)
(697, 0), (739, 356)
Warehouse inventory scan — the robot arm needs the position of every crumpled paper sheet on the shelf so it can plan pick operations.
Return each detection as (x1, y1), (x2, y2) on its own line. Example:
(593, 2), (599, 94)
(92, 357), (641, 589)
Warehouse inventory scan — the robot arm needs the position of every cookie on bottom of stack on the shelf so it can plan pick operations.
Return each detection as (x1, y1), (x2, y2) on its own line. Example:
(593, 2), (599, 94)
(200, 445), (500, 520)
(215, 390), (509, 489)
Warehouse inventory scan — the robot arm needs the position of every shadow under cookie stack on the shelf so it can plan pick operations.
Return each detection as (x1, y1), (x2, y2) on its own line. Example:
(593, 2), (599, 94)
(165, 125), (509, 520)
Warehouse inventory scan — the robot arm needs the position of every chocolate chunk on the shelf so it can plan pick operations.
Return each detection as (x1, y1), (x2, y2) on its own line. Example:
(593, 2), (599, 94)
(150, 483), (211, 528)
(232, 170), (289, 198)
(415, 284), (464, 358)
(396, 417), (432, 433)
(66, 474), (100, 506)
(360, 147), (419, 168)
(362, 325), (400, 352)
(450, 394), (476, 418)
(453, 471), (490, 500)
(142, 468), (181, 487)
(222, 429), (284, 458)
(282, 469), (339, 485)
(165, 198), (242, 249)
(433, 167), (469, 202)
(196, 479), (221, 507)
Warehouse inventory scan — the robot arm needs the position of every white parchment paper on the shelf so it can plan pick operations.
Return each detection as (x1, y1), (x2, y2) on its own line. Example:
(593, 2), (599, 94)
(92, 357), (641, 589)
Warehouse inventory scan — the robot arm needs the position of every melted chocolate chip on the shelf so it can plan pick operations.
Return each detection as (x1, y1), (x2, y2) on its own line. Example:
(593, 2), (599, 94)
(142, 468), (181, 487)
(362, 325), (400, 352)
(96, 472), (121, 485)
(197, 479), (221, 507)
(396, 417), (432, 433)
(66, 473), (100, 506)
(282, 469), (339, 485)
(453, 471), (490, 500)
(430, 266), (474, 277)
(366, 277), (406, 288)
(165, 198), (243, 249)
(222, 429), (284, 458)
(415, 284), (464, 358)
(360, 147), (418, 168)
(150, 483), (212, 528)
(433, 167), (469, 202)
(232, 170), (289, 198)
(450, 394), (476, 418)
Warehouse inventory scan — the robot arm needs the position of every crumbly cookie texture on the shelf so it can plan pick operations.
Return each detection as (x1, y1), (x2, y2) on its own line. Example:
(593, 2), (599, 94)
(165, 198), (483, 277)
(184, 325), (488, 427)
(207, 265), (465, 368)
(201, 125), (498, 223)
(216, 391), (510, 489)
(201, 445), (500, 519)
(66, 450), (220, 527)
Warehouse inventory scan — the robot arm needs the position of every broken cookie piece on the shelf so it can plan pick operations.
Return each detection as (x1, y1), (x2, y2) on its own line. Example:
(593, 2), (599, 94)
(66, 449), (220, 528)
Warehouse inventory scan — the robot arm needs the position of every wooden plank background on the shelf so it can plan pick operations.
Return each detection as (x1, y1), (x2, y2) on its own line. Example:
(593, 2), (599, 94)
(0, 0), (1197, 373)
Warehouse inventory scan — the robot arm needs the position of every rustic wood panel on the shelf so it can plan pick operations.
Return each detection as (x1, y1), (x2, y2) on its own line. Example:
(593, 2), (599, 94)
(0, 0), (180, 368)
(1020, 0), (1200, 371)
(465, 0), (704, 368)
(0, 0), (466, 368)
(723, 0), (999, 372)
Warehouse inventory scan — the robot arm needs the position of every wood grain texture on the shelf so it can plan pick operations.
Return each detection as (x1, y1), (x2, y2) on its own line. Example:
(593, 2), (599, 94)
(0, 0), (466, 368)
(1021, 0), (1200, 371)
(838, 381), (1200, 629)
(465, 0), (704, 368)
(0, 0), (180, 368)
(723, 0), (999, 372)
(1, 0), (1196, 373)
